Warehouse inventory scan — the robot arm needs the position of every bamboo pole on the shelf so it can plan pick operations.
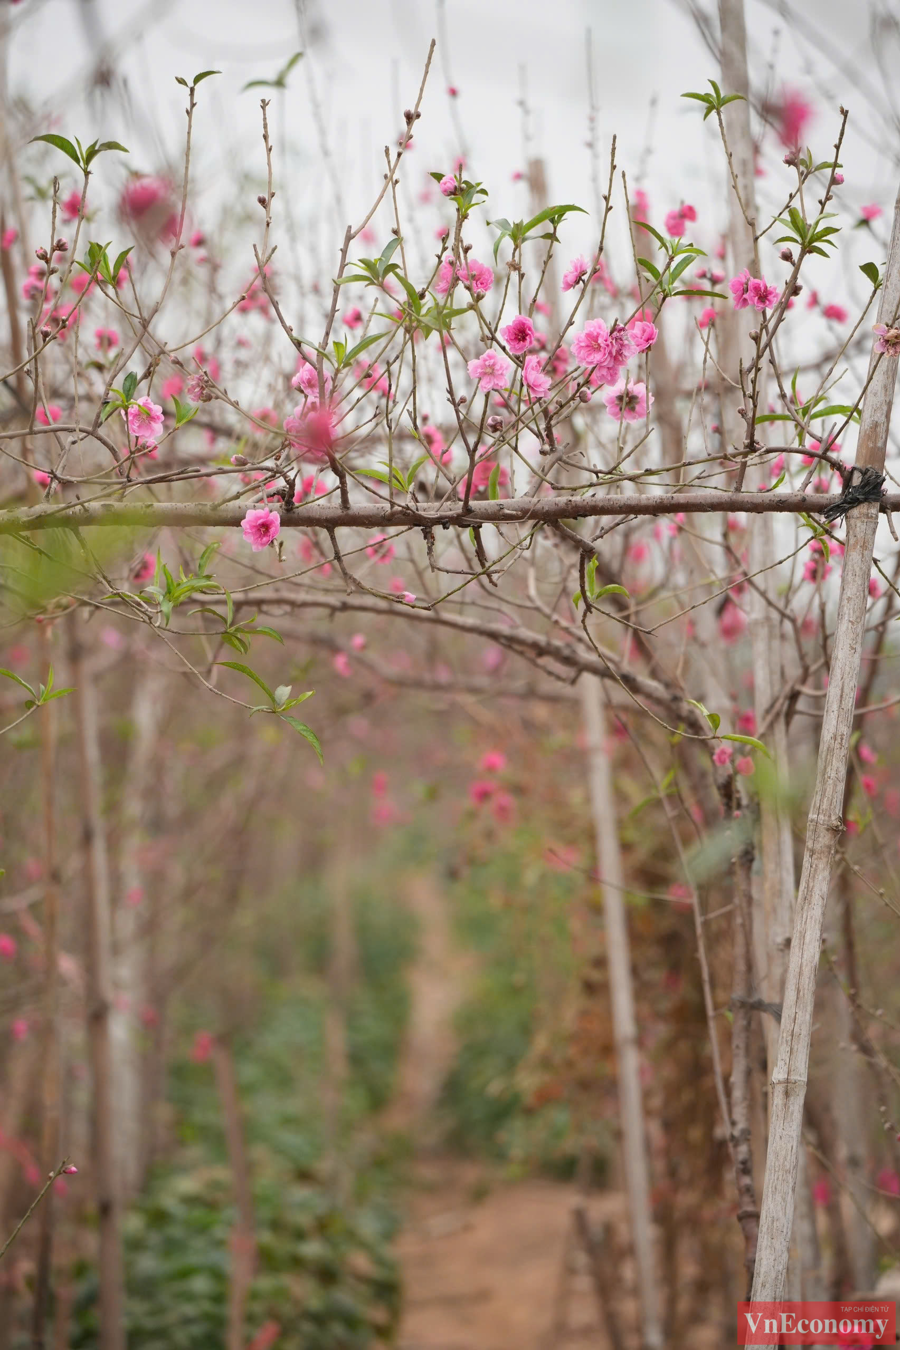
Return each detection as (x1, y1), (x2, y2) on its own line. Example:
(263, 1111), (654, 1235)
(580, 678), (662, 1350)
(68, 614), (125, 1350)
(749, 181), (900, 1323)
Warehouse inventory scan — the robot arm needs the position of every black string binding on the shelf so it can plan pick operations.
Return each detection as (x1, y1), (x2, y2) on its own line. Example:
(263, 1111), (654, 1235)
(821, 465), (886, 522)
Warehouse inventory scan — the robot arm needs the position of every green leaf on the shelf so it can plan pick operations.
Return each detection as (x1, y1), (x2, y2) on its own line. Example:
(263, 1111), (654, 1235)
(594, 583), (630, 600)
(273, 684), (292, 708)
(197, 542), (218, 575)
(721, 733), (771, 758)
(280, 715), (322, 761)
(112, 247), (133, 282)
(31, 134), (83, 169)
(687, 698), (720, 733)
(100, 399), (120, 424)
(355, 467), (392, 485)
(217, 661), (277, 706)
(346, 332), (388, 364)
(0, 668), (35, 697)
(192, 70), (221, 86)
(123, 372), (138, 402)
(860, 261), (881, 287)
(253, 625), (284, 644)
(521, 203), (586, 235)
(175, 76), (189, 88)
(173, 397), (198, 428)
(84, 140), (129, 166)
(637, 257), (661, 281)
(488, 464), (501, 500)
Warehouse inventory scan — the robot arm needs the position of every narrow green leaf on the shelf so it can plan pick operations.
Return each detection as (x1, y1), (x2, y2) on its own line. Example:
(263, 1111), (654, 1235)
(280, 715), (322, 761)
(192, 70), (221, 85)
(721, 733), (771, 758)
(0, 668), (36, 697)
(217, 661), (277, 706)
(31, 134), (82, 169)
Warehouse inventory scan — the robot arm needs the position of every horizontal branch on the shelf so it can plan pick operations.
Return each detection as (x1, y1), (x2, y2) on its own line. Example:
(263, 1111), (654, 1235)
(1, 490), (897, 535)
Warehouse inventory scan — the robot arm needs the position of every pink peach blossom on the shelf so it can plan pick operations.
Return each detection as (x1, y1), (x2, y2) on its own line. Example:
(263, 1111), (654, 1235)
(603, 379), (652, 422)
(333, 652), (351, 678)
(713, 744), (733, 767)
(241, 507), (281, 551)
(522, 354), (551, 400)
(500, 314), (535, 354)
(861, 204), (882, 221)
(561, 255), (588, 290)
(628, 319), (658, 352)
(468, 349), (510, 392)
(0, 934), (16, 961)
(366, 533), (395, 564)
(127, 398), (164, 443)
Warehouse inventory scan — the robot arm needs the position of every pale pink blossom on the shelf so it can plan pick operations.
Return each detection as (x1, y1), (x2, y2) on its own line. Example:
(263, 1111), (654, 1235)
(11, 1018), (28, 1042)
(468, 349), (510, 392)
(698, 307), (717, 329)
(859, 742), (877, 765)
(434, 258), (455, 296)
(456, 257), (493, 297)
(439, 174), (457, 196)
(628, 319), (658, 352)
(0, 934), (16, 961)
(561, 255), (588, 290)
(861, 774), (877, 797)
(713, 744), (733, 767)
(343, 307), (363, 329)
(351, 633), (366, 651)
(500, 314), (535, 354)
(292, 358), (331, 402)
(729, 269), (753, 309)
(522, 354), (551, 400)
(861, 204), (882, 221)
(127, 398), (164, 443)
(603, 378), (652, 422)
(736, 756), (755, 776)
(873, 324), (900, 356)
(1, 227), (17, 249)
(333, 652), (352, 678)
(573, 320), (634, 383)
(241, 506), (281, 551)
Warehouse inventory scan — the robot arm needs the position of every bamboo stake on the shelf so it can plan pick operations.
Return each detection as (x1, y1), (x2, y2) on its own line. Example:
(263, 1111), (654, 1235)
(749, 180), (900, 1325)
(581, 678), (662, 1350)
(69, 613), (125, 1350)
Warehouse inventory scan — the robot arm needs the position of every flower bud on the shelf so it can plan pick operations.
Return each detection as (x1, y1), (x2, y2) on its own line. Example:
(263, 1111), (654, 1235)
(779, 246), (794, 262)
(486, 415), (504, 433)
(578, 389), (592, 403)
(63, 1165), (78, 1174)
(230, 453), (249, 466)
(53, 239), (68, 253)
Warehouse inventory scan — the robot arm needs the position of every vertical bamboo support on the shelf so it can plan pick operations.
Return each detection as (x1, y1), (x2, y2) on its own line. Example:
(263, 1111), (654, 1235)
(581, 678), (662, 1350)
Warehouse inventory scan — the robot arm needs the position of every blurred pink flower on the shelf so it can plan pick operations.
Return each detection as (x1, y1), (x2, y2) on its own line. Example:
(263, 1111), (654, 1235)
(774, 89), (814, 148)
(191, 1031), (214, 1064)
(1, 227), (17, 249)
(469, 779), (495, 805)
(351, 633), (366, 651)
(713, 744), (733, 767)
(366, 533), (395, 564)
(60, 190), (83, 223)
(343, 307), (363, 329)
(861, 204), (882, 221)
(94, 327), (119, 353)
(333, 652), (351, 678)
(719, 600), (747, 643)
(11, 1018), (28, 1042)
(823, 303), (848, 322)
(480, 750), (506, 773)
(36, 405), (62, 426)
(736, 756), (755, 776)
(0, 934), (16, 961)
(491, 791), (515, 825)
(858, 742), (877, 765)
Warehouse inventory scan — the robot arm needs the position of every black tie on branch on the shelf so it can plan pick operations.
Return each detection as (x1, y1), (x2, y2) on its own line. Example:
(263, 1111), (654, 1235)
(821, 465), (887, 522)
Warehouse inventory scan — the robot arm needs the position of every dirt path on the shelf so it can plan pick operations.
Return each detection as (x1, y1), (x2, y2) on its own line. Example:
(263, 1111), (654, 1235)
(386, 872), (629, 1349)
(396, 1158), (628, 1350)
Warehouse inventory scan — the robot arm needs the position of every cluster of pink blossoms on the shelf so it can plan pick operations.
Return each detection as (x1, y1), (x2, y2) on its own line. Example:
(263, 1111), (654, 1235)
(435, 256), (493, 298)
(729, 269), (780, 311)
(664, 203), (697, 237)
(569, 316), (657, 419)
